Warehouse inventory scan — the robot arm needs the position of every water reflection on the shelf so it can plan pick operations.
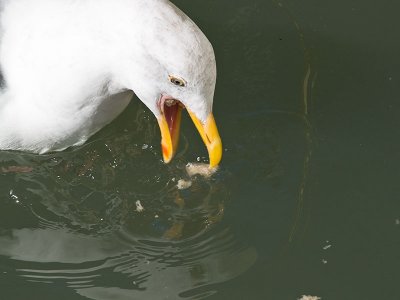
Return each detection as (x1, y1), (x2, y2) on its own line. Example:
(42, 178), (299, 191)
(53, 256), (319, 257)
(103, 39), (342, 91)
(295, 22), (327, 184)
(0, 226), (256, 299)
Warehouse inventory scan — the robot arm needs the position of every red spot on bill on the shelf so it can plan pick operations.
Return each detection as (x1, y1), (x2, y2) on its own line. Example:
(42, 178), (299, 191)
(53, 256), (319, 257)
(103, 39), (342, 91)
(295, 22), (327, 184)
(162, 144), (169, 157)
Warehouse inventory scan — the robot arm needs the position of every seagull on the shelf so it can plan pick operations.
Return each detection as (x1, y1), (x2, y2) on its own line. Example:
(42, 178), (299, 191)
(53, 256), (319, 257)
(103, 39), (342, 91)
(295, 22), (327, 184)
(0, 0), (222, 167)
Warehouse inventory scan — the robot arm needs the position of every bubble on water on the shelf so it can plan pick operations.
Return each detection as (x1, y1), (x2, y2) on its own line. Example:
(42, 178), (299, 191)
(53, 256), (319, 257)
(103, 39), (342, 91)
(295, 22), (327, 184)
(9, 190), (19, 203)
(322, 240), (332, 250)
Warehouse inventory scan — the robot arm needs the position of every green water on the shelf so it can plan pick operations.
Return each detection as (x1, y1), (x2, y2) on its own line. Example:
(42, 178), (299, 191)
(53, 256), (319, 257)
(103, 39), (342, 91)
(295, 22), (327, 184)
(1, 0), (399, 299)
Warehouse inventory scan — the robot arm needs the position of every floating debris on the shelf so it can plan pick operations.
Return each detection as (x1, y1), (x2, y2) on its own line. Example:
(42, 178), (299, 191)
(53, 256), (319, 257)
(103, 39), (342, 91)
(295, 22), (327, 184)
(135, 200), (144, 212)
(177, 179), (192, 190)
(186, 162), (218, 178)
(298, 295), (321, 300)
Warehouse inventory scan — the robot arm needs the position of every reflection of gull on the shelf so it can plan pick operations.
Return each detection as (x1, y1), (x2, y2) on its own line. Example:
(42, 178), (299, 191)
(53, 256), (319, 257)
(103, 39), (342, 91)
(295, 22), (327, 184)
(0, 229), (123, 263)
(0, 228), (257, 299)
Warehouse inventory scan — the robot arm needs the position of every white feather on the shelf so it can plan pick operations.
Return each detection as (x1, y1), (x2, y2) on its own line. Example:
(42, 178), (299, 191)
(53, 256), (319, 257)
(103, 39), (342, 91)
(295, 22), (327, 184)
(0, 0), (216, 153)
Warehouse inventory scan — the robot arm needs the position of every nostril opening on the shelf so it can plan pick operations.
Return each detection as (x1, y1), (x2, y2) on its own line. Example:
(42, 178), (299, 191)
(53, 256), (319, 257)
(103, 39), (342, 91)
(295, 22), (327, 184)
(206, 134), (211, 144)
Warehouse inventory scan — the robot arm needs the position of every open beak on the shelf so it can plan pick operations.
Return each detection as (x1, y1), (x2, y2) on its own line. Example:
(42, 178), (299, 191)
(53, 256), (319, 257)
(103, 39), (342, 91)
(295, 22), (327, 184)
(157, 98), (183, 164)
(157, 98), (222, 168)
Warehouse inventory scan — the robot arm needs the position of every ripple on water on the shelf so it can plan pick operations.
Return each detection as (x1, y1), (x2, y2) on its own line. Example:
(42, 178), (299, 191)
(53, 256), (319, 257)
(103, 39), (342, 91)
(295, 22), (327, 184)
(0, 104), (257, 299)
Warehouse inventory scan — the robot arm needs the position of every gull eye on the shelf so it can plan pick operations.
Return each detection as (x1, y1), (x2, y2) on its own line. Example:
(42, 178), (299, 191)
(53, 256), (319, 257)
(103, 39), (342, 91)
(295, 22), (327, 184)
(168, 75), (186, 87)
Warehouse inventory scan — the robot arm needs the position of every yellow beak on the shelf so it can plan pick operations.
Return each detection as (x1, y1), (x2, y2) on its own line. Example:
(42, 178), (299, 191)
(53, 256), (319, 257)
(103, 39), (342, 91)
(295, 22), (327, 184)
(187, 110), (222, 168)
(157, 108), (222, 168)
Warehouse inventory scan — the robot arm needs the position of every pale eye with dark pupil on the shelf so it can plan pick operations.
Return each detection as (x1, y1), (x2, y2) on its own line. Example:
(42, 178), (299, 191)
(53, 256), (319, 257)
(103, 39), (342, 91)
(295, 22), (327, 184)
(169, 75), (186, 87)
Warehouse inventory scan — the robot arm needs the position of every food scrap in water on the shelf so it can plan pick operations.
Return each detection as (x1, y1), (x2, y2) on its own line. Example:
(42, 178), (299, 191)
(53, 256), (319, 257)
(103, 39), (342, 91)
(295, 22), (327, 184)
(177, 179), (192, 190)
(185, 162), (218, 178)
(135, 200), (144, 212)
(174, 162), (218, 190)
(298, 296), (321, 300)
